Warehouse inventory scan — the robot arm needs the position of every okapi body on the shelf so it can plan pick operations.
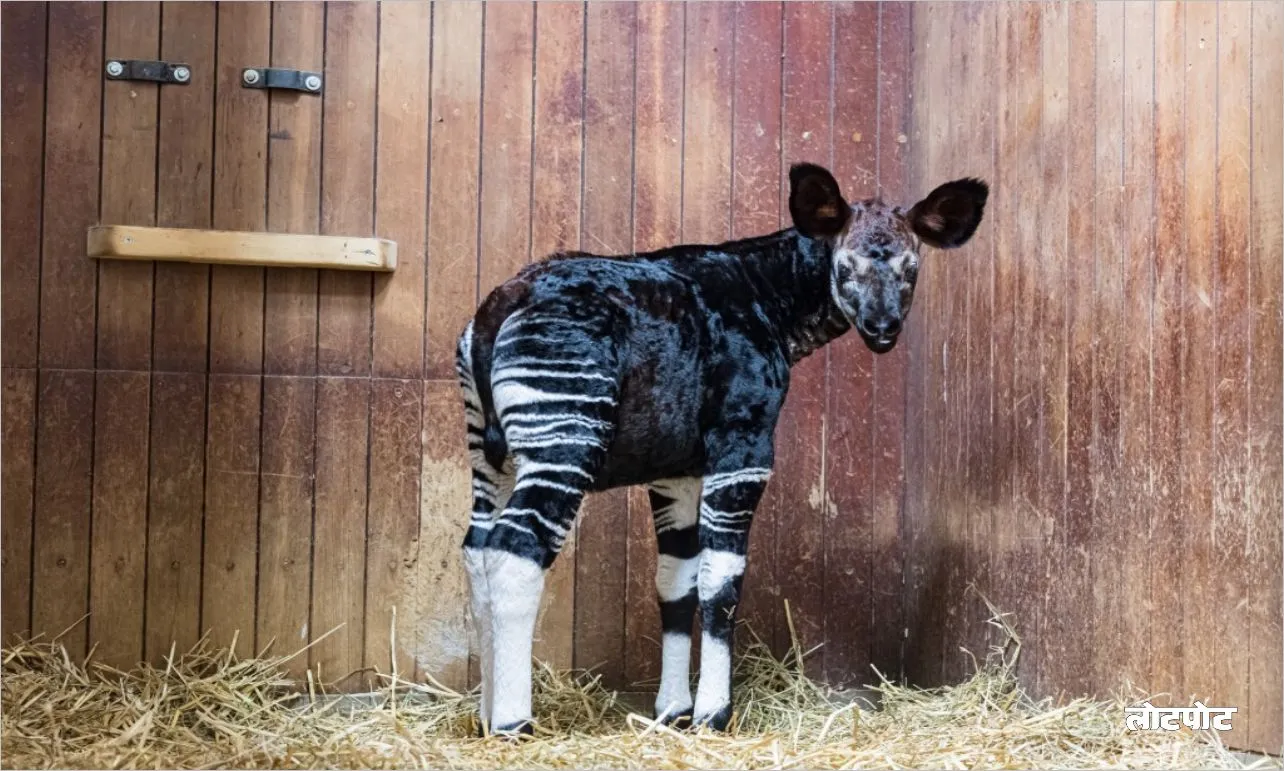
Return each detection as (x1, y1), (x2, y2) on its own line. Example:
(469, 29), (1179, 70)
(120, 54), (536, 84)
(458, 163), (988, 735)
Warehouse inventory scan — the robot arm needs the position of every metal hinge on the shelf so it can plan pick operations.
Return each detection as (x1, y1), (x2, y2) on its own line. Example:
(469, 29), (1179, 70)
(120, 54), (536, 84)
(105, 59), (192, 85)
(240, 67), (323, 95)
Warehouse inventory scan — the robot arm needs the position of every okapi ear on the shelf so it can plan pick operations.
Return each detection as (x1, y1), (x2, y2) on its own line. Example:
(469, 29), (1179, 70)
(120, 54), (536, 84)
(906, 178), (989, 249)
(788, 163), (850, 238)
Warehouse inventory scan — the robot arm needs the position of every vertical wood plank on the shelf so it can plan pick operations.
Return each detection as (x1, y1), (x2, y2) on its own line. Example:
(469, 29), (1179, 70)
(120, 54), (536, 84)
(201, 374), (261, 656)
(1248, 1), (1284, 753)
(31, 371), (94, 654)
(774, 0), (828, 664)
(257, 376), (316, 673)
(870, 0), (912, 682)
(1, 370), (37, 641)
(828, 0), (878, 685)
(264, 1), (324, 377)
(1181, 0), (1218, 717)
(154, 1), (215, 373)
(623, 0), (684, 687)
(318, 1), (377, 378)
(1035, 0), (1072, 694)
(574, 1), (635, 682)
(1059, 0), (1098, 695)
(939, 1), (970, 683)
(97, 2), (159, 372)
(88, 372), (149, 667)
(371, 2), (430, 380)
(478, 1), (533, 294)
(1118, 0), (1156, 691)
(1, 2), (46, 369)
(902, 0), (934, 687)
(1213, 0), (1252, 743)
(145, 373), (205, 661)
(1090, 0), (1125, 696)
(210, 1), (269, 375)
(424, 1), (483, 380)
(529, 0), (585, 673)
(312, 377), (369, 686)
(39, 2), (102, 370)
(1010, 2), (1044, 688)
(365, 378), (422, 682)
(416, 381), (472, 688)
(1149, 0), (1186, 703)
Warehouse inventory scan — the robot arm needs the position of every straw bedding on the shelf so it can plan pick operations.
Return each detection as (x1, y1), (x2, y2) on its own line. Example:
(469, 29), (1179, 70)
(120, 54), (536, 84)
(0, 606), (1267, 770)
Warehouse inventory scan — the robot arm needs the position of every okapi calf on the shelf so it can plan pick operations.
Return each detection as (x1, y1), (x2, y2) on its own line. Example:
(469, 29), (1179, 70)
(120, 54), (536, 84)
(458, 163), (988, 735)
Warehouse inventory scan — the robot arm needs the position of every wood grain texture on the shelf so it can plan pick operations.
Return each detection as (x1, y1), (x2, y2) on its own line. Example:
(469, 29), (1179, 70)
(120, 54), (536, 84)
(31, 370), (94, 655)
(1, 2), (46, 369)
(1090, 1), (1125, 696)
(264, 1), (324, 377)
(529, 0), (585, 673)
(201, 374), (261, 657)
(210, 1), (269, 375)
(312, 377), (369, 687)
(88, 372), (150, 667)
(318, 1), (378, 378)
(256, 377), (316, 675)
(1181, 0), (1218, 718)
(39, 2), (102, 370)
(424, 1), (483, 380)
(371, 1), (430, 380)
(98, 1), (159, 372)
(623, 0), (684, 688)
(145, 373), (206, 662)
(573, 1), (635, 683)
(1248, 2), (1283, 752)
(1148, 0), (1186, 703)
(869, 0), (912, 685)
(416, 381), (472, 688)
(1059, 0), (1098, 696)
(775, 0), (829, 665)
(477, 1), (533, 294)
(1, 370), (37, 641)
(365, 378), (422, 683)
(1117, 0), (1155, 693)
(1213, 1), (1252, 743)
(154, 0), (215, 373)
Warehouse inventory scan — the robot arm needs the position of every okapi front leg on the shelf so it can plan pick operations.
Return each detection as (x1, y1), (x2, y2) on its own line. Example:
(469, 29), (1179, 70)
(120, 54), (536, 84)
(647, 477), (703, 724)
(693, 467), (772, 731)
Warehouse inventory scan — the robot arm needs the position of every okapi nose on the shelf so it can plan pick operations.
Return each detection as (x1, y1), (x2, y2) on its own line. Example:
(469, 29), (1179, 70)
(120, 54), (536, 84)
(861, 317), (901, 338)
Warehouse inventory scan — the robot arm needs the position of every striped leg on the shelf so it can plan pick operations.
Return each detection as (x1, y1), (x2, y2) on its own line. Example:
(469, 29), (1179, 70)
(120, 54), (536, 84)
(479, 313), (617, 734)
(693, 466), (772, 731)
(648, 477), (703, 724)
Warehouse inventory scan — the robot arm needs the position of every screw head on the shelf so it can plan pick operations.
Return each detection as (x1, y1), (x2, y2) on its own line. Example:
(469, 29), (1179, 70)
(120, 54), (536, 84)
(105, 61), (124, 77)
(173, 66), (191, 83)
(242, 69), (260, 85)
(304, 74), (322, 92)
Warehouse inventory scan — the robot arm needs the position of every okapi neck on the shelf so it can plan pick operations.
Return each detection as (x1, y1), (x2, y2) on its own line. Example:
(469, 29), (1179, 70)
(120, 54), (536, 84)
(743, 230), (851, 365)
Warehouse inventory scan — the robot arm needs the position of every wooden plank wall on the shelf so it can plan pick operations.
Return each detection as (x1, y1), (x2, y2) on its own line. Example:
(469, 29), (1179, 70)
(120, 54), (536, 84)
(906, 1), (1283, 754)
(1, 0), (912, 698)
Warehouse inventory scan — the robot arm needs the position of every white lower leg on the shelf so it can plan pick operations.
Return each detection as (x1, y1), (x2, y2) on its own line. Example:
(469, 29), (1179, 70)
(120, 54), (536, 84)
(462, 546), (494, 726)
(485, 548), (545, 731)
(693, 632), (733, 719)
(656, 632), (694, 717)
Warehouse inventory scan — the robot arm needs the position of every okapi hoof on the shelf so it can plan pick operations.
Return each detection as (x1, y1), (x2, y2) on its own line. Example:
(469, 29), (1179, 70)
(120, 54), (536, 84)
(655, 707), (694, 729)
(489, 720), (535, 739)
(693, 704), (734, 733)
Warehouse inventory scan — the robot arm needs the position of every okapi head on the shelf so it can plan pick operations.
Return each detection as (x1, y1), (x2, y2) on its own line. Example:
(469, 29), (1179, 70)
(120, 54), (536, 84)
(788, 163), (989, 354)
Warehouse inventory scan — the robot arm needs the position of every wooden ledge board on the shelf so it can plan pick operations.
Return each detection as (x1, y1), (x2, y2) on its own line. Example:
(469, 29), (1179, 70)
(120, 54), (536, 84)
(87, 225), (397, 272)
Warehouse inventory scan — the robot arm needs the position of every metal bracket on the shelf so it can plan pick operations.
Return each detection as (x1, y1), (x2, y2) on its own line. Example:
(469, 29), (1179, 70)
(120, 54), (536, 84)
(105, 59), (192, 85)
(240, 67), (323, 95)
